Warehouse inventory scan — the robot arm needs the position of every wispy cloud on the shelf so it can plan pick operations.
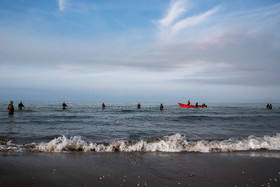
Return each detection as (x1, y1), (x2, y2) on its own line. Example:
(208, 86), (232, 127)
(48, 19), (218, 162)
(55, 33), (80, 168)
(158, 0), (189, 27)
(172, 6), (219, 33)
(157, 0), (219, 42)
(58, 0), (67, 12)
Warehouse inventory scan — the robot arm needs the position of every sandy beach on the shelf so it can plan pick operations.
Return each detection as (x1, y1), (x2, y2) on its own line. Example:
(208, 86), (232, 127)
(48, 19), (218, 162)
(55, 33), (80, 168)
(1, 151), (280, 187)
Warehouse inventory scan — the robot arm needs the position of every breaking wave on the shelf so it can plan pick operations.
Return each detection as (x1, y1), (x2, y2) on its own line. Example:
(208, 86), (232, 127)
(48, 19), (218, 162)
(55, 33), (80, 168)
(1, 133), (280, 153)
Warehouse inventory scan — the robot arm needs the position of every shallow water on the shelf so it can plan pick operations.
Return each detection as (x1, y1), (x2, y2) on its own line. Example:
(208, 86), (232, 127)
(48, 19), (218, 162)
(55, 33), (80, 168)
(0, 101), (279, 152)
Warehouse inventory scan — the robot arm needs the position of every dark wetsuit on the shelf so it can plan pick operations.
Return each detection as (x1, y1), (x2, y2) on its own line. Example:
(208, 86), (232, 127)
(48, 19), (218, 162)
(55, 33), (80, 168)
(62, 103), (67, 110)
(160, 104), (164, 111)
(266, 104), (272, 109)
(18, 103), (24, 110)
(8, 104), (14, 115)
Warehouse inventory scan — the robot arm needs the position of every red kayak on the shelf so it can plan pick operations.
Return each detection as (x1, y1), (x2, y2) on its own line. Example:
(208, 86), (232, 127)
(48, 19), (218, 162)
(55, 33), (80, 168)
(178, 103), (206, 108)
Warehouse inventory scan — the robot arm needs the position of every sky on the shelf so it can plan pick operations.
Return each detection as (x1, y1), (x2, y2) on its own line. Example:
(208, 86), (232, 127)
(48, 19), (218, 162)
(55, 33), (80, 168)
(0, 0), (280, 103)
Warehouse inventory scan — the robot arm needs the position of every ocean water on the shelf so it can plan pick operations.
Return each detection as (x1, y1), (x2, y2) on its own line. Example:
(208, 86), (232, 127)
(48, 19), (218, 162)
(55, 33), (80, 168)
(0, 101), (280, 153)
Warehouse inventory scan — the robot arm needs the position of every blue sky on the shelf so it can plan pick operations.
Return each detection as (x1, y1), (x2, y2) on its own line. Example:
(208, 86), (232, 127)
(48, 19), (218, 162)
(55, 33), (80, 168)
(0, 0), (280, 102)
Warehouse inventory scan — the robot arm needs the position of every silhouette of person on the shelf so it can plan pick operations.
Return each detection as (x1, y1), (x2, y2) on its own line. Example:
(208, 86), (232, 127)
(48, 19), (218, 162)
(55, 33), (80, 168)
(8, 101), (14, 115)
(18, 101), (25, 110)
(160, 104), (164, 111)
(62, 102), (67, 110)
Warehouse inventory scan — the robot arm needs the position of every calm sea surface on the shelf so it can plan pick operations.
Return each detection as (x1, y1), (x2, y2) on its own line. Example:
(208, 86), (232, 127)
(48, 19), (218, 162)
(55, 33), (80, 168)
(0, 101), (279, 152)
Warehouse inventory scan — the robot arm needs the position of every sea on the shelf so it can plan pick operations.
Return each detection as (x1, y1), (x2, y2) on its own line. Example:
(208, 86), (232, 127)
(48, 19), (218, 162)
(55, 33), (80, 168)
(0, 101), (280, 153)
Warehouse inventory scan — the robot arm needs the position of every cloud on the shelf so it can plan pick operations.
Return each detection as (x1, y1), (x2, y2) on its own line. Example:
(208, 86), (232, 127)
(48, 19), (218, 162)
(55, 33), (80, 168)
(156, 0), (220, 42)
(147, 0), (280, 88)
(158, 0), (189, 27)
(58, 0), (67, 11)
(172, 6), (219, 33)
(1, 0), (280, 92)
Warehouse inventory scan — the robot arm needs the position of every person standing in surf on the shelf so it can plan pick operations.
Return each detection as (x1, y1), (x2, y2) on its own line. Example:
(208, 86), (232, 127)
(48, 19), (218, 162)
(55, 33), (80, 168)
(62, 102), (67, 110)
(8, 101), (14, 115)
(160, 104), (164, 111)
(18, 101), (25, 110)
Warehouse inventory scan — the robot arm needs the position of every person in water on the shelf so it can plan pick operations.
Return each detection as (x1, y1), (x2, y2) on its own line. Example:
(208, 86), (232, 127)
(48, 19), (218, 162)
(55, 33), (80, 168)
(8, 101), (14, 115)
(195, 102), (198, 108)
(187, 100), (190, 105)
(266, 103), (273, 109)
(137, 102), (141, 109)
(62, 102), (67, 110)
(18, 101), (25, 110)
(102, 102), (106, 109)
(160, 104), (164, 111)
(202, 103), (207, 108)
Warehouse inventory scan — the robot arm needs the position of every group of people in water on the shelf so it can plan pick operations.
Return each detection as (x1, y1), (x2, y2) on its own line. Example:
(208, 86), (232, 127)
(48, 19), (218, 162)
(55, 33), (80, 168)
(266, 103), (273, 109)
(7, 100), (274, 115)
(7, 101), (165, 115)
(7, 101), (25, 115)
(102, 102), (164, 111)
(8, 101), (69, 114)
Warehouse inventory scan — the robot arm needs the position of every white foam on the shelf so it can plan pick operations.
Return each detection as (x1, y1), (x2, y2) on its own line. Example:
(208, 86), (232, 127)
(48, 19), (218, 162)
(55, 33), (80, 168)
(36, 136), (87, 152)
(32, 133), (280, 153)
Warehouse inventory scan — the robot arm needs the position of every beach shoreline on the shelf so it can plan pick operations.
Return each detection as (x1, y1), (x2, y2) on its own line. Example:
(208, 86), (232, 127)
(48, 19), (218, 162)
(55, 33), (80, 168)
(1, 151), (280, 187)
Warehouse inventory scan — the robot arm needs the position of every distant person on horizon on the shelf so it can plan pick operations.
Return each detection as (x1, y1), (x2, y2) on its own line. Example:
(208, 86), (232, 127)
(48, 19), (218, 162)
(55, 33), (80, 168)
(18, 101), (25, 110)
(160, 104), (164, 111)
(62, 102), (67, 110)
(187, 100), (190, 105)
(137, 102), (141, 109)
(8, 101), (14, 115)
(102, 102), (106, 109)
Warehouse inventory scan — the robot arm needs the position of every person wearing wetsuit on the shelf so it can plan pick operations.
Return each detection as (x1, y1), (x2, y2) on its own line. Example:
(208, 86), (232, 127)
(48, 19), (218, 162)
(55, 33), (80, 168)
(266, 103), (273, 109)
(62, 102), (67, 110)
(8, 101), (14, 115)
(137, 102), (141, 109)
(160, 104), (164, 111)
(18, 101), (25, 110)
(102, 102), (106, 109)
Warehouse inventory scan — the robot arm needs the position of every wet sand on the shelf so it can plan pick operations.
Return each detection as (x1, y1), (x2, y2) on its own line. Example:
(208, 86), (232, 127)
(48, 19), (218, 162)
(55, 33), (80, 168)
(1, 151), (280, 187)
